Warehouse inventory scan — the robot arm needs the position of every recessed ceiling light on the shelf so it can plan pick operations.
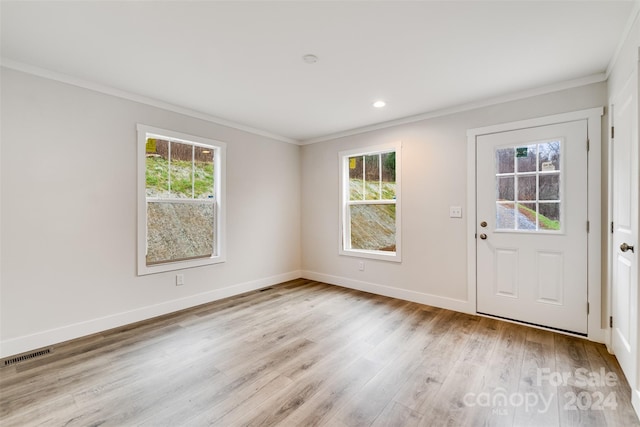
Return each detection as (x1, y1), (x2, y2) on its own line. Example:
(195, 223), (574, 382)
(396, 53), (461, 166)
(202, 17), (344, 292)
(373, 101), (386, 108)
(303, 54), (318, 64)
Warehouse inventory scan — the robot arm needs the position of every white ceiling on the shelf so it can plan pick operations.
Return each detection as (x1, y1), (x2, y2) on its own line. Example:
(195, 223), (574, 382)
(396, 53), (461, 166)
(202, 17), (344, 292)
(1, 1), (635, 143)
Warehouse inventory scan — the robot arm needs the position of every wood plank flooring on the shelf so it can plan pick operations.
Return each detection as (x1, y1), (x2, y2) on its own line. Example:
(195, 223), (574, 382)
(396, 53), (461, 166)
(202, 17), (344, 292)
(1, 279), (638, 426)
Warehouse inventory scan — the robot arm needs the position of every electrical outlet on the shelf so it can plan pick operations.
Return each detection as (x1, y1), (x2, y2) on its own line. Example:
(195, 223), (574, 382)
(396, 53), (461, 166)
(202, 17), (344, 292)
(358, 261), (365, 271)
(449, 206), (462, 218)
(176, 274), (184, 286)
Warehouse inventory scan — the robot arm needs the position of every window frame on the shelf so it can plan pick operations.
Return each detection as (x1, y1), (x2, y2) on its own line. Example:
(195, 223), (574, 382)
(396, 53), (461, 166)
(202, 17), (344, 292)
(338, 141), (402, 262)
(137, 124), (226, 275)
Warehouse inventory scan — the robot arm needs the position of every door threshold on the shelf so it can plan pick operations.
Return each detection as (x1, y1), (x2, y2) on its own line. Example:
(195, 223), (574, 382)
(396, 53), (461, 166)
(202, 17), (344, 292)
(477, 311), (587, 338)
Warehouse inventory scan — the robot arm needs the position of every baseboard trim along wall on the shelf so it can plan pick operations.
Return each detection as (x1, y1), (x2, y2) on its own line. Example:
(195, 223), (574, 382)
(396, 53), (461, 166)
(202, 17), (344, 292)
(0, 270), (302, 358)
(301, 270), (474, 314)
(3, 270), (607, 358)
(301, 271), (611, 345)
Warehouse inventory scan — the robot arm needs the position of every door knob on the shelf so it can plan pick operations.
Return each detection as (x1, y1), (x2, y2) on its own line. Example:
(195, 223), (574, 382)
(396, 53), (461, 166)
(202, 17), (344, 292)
(620, 243), (635, 253)
(479, 233), (487, 240)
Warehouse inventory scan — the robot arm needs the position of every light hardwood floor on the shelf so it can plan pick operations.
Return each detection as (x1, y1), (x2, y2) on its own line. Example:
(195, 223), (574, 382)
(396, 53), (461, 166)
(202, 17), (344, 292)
(1, 279), (638, 426)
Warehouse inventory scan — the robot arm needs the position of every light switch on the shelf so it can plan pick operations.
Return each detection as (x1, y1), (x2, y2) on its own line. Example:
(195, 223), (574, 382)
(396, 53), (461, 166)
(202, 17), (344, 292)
(450, 206), (462, 218)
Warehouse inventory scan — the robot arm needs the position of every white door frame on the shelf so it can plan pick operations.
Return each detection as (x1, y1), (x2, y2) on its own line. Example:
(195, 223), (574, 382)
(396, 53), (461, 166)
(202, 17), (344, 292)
(467, 107), (604, 342)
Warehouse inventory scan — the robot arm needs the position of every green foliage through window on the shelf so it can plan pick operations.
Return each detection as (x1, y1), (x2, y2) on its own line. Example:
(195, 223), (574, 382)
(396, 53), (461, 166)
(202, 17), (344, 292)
(343, 147), (399, 256)
(144, 137), (216, 265)
(145, 139), (214, 199)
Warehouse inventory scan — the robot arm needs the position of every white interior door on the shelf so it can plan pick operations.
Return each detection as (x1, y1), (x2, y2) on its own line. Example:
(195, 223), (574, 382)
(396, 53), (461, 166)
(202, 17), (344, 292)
(476, 120), (589, 334)
(610, 71), (638, 394)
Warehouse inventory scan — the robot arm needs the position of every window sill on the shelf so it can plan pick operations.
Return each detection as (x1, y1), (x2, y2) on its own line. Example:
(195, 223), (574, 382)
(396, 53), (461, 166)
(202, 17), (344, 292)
(339, 249), (401, 263)
(137, 255), (226, 276)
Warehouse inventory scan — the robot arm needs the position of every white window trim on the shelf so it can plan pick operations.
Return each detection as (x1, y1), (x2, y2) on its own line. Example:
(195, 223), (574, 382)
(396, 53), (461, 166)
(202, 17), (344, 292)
(137, 124), (226, 275)
(338, 141), (402, 262)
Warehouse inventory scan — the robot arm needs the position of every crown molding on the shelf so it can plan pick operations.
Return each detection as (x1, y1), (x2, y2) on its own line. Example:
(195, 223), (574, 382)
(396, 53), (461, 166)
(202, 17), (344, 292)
(606, 0), (640, 78)
(301, 72), (607, 145)
(2, 58), (609, 147)
(0, 58), (299, 145)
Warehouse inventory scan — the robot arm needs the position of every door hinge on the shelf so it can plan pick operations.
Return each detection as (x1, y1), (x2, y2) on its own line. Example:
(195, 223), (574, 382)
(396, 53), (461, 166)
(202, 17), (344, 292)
(611, 221), (614, 234)
(610, 316), (613, 328)
(611, 126), (615, 139)
(587, 139), (590, 151)
(587, 221), (590, 233)
(587, 302), (590, 314)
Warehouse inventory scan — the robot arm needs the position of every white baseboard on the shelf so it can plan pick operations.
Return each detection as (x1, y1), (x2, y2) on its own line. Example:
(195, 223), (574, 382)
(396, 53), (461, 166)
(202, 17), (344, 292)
(302, 270), (474, 314)
(604, 329), (613, 352)
(633, 387), (640, 421)
(0, 270), (302, 358)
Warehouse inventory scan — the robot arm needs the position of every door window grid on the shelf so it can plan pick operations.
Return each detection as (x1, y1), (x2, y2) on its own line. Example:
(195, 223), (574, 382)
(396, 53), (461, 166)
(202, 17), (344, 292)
(495, 140), (562, 232)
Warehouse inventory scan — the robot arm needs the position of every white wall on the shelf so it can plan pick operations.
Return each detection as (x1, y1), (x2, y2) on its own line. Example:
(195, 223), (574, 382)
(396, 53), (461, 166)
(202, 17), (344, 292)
(608, 7), (640, 97)
(301, 82), (607, 313)
(0, 67), (616, 359)
(0, 68), (301, 357)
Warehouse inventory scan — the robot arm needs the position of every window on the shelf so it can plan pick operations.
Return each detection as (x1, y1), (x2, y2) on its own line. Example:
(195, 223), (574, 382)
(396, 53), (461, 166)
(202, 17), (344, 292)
(137, 125), (226, 275)
(495, 139), (562, 232)
(339, 142), (401, 261)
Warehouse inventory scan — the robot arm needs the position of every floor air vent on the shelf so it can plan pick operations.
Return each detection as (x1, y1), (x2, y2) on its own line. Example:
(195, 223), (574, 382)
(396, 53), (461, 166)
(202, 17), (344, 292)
(260, 287), (273, 292)
(4, 348), (51, 367)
